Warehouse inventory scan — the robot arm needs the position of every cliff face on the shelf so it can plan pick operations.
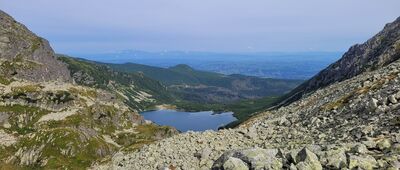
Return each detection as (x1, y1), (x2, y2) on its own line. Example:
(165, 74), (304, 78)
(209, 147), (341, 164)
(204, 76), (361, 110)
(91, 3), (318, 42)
(279, 16), (400, 106)
(0, 10), (71, 82)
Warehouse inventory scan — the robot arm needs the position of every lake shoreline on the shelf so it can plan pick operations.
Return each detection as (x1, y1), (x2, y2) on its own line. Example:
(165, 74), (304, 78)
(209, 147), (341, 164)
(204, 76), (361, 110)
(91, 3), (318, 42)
(141, 109), (237, 132)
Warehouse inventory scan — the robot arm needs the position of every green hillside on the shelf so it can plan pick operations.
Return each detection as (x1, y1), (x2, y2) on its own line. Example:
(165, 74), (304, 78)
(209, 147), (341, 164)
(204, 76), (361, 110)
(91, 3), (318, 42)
(58, 56), (174, 111)
(106, 63), (303, 103)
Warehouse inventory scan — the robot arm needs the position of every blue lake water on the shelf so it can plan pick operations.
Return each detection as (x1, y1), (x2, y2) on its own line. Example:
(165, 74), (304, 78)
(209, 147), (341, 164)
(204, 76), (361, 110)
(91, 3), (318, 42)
(141, 109), (237, 132)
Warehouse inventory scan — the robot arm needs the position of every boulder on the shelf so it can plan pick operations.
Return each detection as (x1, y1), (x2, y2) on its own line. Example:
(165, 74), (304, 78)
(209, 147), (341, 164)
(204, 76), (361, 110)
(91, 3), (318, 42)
(223, 157), (249, 170)
(295, 148), (322, 170)
(352, 143), (368, 154)
(322, 148), (347, 169)
(212, 148), (283, 170)
(377, 138), (392, 151)
(348, 154), (377, 170)
(388, 95), (398, 104)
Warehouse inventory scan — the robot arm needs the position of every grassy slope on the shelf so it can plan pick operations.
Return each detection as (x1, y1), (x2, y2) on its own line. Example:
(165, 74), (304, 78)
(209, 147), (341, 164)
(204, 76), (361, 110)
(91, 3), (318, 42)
(107, 63), (303, 103)
(108, 63), (302, 88)
(58, 56), (174, 111)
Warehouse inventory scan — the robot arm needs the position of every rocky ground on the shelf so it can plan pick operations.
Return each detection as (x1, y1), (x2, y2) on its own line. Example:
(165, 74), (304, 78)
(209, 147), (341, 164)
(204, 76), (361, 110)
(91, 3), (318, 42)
(0, 78), (177, 169)
(100, 52), (400, 169)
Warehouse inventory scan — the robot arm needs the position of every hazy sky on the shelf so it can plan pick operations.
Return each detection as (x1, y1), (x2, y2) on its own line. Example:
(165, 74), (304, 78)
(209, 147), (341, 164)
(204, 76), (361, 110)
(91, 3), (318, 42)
(1, 0), (399, 54)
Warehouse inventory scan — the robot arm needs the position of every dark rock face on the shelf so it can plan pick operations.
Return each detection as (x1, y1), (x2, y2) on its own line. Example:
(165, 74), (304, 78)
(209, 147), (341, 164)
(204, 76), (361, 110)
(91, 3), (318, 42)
(279, 16), (400, 106)
(0, 10), (71, 82)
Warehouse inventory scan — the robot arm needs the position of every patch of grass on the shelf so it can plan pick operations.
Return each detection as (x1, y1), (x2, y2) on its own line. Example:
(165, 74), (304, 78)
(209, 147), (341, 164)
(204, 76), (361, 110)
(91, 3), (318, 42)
(116, 124), (177, 151)
(0, 60), (15, 73)
(0, 75), (12, 85)
(58, 55), (173, 111)
(11, 84), (42, 94)
(322, 94), (353, 111)
(0, 105), (50, 134)
(14, 128), (114, 169)
(30, 37), (42, 53)
(68, 87), (97, 98)
(43, 114), (86, 129)
(46, 90), (74, 104)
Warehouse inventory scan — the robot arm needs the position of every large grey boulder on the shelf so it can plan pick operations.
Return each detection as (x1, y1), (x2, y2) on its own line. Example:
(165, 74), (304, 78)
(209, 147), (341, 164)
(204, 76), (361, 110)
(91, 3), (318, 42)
(295, 148), (322, 170)
(212, 148), (283, 170)
(223, 157), (249, 170)
(321, 147), (347, 169)
(348, 154), (378, 170)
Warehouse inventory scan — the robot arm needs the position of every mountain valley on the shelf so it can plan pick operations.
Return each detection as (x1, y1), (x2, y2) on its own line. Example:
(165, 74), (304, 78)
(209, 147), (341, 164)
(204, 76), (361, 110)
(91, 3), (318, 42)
(0, 6), (399, 170)
(97, 16), (400, 169)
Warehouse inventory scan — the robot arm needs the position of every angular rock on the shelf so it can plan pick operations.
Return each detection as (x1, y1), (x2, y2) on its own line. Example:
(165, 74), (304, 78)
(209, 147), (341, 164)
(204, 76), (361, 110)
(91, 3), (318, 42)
(295, 148), (322, 170)
(212, 148), (282, 170)
(377, 138), (392, 151)
(348, 154), (377, 170)
(389, 95), (398, 104)
(223, 157), (249, 170)
(322, 148), (347, 169)
(352, 143), (368, 154)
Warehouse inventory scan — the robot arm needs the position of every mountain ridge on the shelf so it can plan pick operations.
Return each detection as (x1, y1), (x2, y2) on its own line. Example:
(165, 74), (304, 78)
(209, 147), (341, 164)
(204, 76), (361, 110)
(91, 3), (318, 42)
(277, 16), (400, 107)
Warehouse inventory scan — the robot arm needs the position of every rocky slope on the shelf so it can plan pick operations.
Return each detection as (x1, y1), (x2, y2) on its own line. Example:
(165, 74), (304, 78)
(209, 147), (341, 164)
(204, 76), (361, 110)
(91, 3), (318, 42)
(0, 10), (71, 82)
(278, 16), (400, 107)
(0, 10), (177, 169)
(100, 17), (400, 169)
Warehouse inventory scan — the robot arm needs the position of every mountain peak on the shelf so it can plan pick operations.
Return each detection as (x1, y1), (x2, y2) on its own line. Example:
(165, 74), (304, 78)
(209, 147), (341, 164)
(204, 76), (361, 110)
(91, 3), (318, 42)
(169, 64), (194, 71)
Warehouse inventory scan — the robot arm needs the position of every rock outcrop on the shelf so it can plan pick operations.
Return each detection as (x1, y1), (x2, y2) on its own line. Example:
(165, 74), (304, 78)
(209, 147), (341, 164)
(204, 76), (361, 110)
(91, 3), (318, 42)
(0, 10), (71, 82)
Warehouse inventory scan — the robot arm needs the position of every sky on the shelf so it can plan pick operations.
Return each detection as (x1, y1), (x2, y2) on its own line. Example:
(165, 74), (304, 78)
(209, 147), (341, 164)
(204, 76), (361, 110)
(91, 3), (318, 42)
(1, 0), (400, 54)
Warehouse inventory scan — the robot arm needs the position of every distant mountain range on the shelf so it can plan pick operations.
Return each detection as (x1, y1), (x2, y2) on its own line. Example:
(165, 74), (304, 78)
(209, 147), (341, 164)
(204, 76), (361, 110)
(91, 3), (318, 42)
(74, 51), (342, 80)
